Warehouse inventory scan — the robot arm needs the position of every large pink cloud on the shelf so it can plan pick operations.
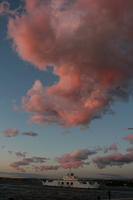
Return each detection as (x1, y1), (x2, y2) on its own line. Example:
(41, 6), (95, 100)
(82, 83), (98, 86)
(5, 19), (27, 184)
(57, 149), (97, 168)
(6, 0), (133, 127)
(93, 152), (133, 168)
(123, 133), (133, 144)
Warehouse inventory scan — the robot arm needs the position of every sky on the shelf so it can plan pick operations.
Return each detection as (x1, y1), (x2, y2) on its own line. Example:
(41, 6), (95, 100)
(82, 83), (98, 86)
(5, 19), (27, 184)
(0, 0), (133, 179)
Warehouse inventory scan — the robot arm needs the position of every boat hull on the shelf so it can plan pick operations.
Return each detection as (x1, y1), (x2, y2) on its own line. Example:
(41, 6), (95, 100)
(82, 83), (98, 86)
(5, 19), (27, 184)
(42, 180), (99, 189)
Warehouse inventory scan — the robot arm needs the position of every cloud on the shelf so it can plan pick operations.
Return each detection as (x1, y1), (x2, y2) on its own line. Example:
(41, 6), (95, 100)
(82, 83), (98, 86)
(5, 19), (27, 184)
(33, 165), (60, 171)
(3, 128), (19, 137)
(92, 152), (133, 169)
(123, 133), (133, 144)
(10, 162), (26, 172)
(5, 0), (133, 127)
(10, 156), (48, 172)
(57, 149), (97, 168)
(104, 143), (118, 153)
(2, 128), (39, 138)
(30, 156), (49, 163)
(8, 150), (27, 157)
(21, 131), (38, 137)
(15, 152), (27, 158)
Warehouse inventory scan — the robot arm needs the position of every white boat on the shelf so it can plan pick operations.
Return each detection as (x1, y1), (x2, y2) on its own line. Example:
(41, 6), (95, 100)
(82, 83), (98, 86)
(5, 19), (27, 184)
(42, 173), (99, 189)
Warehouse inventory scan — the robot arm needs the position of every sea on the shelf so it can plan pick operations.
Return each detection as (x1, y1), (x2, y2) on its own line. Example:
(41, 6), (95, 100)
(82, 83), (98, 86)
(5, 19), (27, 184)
(0, 178), (133, 200)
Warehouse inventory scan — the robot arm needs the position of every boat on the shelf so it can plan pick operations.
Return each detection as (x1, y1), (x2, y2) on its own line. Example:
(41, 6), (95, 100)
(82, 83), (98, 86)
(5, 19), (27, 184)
(42, 173), (100, 189)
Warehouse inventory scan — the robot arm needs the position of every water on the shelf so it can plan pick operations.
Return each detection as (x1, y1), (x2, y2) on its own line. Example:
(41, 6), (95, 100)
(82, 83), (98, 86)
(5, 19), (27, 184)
(0, 179), (133, 200)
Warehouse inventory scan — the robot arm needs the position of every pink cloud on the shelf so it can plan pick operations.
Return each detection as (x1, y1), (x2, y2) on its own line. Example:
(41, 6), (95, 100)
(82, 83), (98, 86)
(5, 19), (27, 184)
(57, 149), (97, 169)
(6, 0), (133, 127)
(123, 133), (133, 144)
(92, 152), (133, 168)
(3, 128), (19, 137)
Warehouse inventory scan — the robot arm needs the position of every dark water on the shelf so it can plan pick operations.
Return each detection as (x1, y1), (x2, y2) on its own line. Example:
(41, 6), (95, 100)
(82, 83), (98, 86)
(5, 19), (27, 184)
(0, 179), (133, 200)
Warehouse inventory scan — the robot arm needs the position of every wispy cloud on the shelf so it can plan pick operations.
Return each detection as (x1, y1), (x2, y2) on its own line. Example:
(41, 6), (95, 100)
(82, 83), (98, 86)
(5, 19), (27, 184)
(103, 143), (118, 153)
(10, 156), (48, 172)
(21, 131), (38, 137)
(33, 165), (60, 171)
(8, 150), (27, 158)
(2, 129), (38, 138)
(15, 152), (27, 158)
